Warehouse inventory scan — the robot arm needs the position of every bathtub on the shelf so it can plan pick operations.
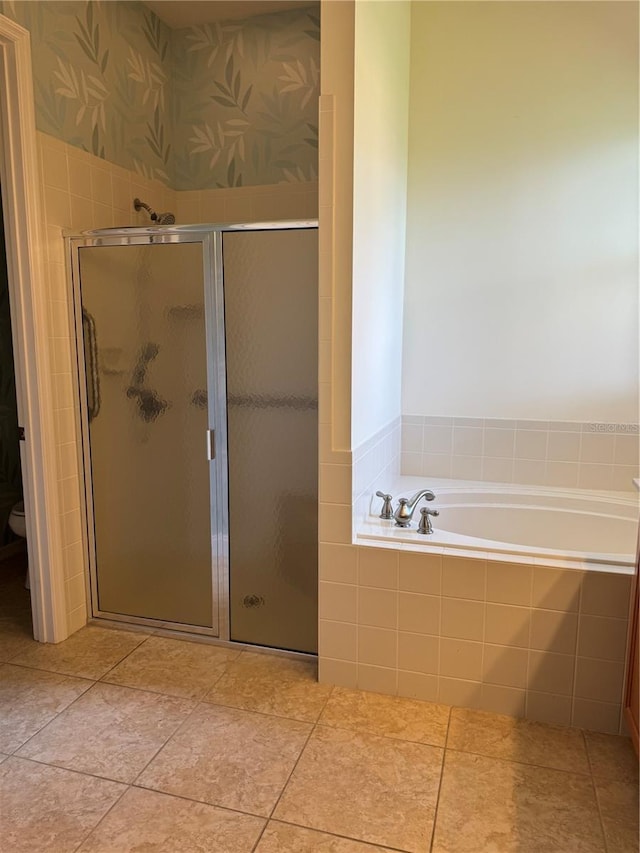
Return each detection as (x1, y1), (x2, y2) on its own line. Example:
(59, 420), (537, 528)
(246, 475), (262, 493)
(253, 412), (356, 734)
(357, 477), (639, 571)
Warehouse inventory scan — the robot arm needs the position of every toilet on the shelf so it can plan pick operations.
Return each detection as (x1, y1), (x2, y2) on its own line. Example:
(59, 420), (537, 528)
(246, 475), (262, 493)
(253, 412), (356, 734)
(8, 501), (29, 589)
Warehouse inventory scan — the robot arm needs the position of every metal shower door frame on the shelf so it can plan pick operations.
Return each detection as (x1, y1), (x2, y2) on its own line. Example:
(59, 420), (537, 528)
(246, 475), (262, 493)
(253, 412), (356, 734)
(68, 229), (230, 637)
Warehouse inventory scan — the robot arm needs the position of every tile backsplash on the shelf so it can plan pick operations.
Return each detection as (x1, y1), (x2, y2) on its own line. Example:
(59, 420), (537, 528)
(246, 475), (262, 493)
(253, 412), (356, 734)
(401, 416), (639, 492)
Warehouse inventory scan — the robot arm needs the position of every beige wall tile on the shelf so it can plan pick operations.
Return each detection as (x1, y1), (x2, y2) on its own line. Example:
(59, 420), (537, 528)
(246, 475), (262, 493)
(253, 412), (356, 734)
(440, 638), (483, 681)
(319, 544), (357, 584)
(438, 676), (482, 709)
(575, 658), (625, 704)
(441, 598), (484, 642)
(528, 650), (574, 696)
(532, 567), (583, 611)
(42, 143), (69, 190)
(319, 463), (351, 505)
(398, 552), (441, 595)
(318, 503), (352, 544)
(547, 431), (580, 462)
(484, 603), (530, 648)
(482, 645), (528, 688)
(402, 423), (423, 453)
(442, 556), (486, 600)
(90, 167), (112, 203)
(68, 157), (92, 200)
(398, 632), (438, 675)
(611, 465), (638, 492)
(515, 429), (548, 460)
(580, 432), (615, 464)
(70, 194), (95, 231)
(359, 587), (397, 630)
(398, 670), (438, 702)
(581, 573), (632, 619)
(44, 186), (72, 227)
(422, 452), (453, 478)
(319, 582), (357, 624)
(572, 698), (621, 735)
(614, 434), (639, 465)
(357, 664), (397, 695)
(545, 461), (579, 488)
(526, 691), (572, 727)
(530, 609), (578, 654)
(358, 626), (397, 669)
(483, 428), (515, 458)
(479, 684), (526, 717)
(451, 455), (483, 479)
(424, 424), (452, 454)
(318, 658), (357, 688)
(577, 615), (628, 662)
(481, 457), (514, 483)
(358, 548), (399, 589)
(319, 620), (356, 662)
(398, 592), (440, 635)
(578, 463), (613, 490)
(486, 561), (532, 606)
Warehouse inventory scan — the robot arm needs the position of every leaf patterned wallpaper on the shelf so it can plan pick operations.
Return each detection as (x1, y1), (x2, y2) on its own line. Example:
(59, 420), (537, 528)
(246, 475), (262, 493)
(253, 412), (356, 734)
(0, 1), (319, 189)
(172, 7), (319, 189)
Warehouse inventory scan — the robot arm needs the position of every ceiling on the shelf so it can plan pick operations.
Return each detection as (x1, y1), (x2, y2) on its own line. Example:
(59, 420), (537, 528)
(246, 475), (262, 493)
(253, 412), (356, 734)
(143, 1), (315, 28)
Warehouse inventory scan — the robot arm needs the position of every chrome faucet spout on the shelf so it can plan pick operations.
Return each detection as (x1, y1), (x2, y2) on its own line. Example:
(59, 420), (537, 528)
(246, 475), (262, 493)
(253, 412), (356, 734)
(393, 489), (436, 527)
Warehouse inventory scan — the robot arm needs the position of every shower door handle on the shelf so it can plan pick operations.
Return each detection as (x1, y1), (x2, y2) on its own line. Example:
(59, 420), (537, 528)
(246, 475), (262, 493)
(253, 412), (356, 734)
(82, 308), (101, 422)
(206, 429), (215, 461)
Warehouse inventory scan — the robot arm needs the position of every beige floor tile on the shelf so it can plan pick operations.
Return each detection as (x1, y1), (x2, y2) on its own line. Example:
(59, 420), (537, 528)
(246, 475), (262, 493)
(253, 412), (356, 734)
(137, 703), (311, 816)
(447, 707), (590, 774)
(319, 687), (450, 746)
(0, 756), (125, 853)
(0, 617), (37, 663)
(205, 651), (333, 722)
(17, 682), (194, 783)
(10, 626), (146, 679)
(585, 731), (639, 783)
(77, 786), (264, 852)
(102, 636), (240, 699)
(594, 776), (640, 853)
(432, 750), (605, 852)
(0, 664), (91, 753)
(274, 725), (443, 851)
(256, 822), (391, 851)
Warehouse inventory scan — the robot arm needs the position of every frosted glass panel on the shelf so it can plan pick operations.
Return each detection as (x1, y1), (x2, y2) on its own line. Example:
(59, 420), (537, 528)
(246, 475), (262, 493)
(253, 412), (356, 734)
(224, 229), (318, 653)
(78, 242), (214, 628)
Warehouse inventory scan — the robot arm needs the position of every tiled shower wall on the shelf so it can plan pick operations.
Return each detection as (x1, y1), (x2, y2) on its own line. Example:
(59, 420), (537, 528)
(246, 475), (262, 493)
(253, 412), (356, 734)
(401, 415), (639, 492)
(37, 130), (317, 636)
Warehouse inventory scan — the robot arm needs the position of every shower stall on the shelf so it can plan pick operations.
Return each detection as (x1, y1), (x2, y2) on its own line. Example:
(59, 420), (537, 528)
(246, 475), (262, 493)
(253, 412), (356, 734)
(67, 223), (318, 654)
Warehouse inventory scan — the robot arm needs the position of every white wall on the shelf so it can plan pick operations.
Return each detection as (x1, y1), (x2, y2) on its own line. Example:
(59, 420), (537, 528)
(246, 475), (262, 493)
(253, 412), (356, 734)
(352, 0), (411, 449)
(403, 1), (639, 422)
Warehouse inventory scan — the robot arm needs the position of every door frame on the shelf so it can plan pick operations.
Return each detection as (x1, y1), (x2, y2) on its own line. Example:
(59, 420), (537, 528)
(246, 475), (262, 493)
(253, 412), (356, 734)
(0, 15), (67, 641)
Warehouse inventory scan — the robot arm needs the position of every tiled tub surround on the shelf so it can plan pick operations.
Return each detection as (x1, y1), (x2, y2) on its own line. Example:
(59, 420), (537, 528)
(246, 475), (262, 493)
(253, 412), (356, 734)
(319, 541), (634, 734)
(401, 416), (640, 492)
(351, 417), (402, 529)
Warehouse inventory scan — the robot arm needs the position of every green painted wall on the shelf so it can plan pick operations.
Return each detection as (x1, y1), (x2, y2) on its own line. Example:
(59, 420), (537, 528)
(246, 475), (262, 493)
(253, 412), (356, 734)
(0, 1), (319, 189)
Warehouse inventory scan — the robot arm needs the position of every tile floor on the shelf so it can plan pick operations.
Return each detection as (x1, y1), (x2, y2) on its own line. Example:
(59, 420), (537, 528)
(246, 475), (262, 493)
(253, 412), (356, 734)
(0, 556), (638, 852)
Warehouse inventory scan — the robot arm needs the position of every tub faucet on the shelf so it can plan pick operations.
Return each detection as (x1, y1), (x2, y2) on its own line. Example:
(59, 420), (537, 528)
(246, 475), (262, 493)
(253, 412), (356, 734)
(394, 489), (436, 527)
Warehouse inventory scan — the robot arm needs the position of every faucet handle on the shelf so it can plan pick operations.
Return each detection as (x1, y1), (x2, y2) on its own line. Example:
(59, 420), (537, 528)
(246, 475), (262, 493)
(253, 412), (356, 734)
(375, 491), (394, 520)
(418, 506), (439, 535)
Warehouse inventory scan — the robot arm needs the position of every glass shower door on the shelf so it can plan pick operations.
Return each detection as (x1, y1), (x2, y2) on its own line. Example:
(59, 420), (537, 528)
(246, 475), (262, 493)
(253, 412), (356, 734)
(76, 240), (217, 630)
(223, 228), (318, 653)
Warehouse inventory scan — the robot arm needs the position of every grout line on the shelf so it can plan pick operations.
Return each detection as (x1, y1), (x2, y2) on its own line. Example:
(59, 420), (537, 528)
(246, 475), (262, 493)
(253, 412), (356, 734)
(69, 776), (131, 853)
(583, 730), (610, 853)
(428, 704), (452, 852)
(443, 743), (593, 777)
(259, 817), (408, 851)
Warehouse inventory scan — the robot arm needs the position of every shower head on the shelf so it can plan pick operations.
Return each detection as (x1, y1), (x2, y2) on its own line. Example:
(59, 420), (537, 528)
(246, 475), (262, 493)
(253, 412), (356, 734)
(155, 211), (176, 225)
(133, 197), (175, 226)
